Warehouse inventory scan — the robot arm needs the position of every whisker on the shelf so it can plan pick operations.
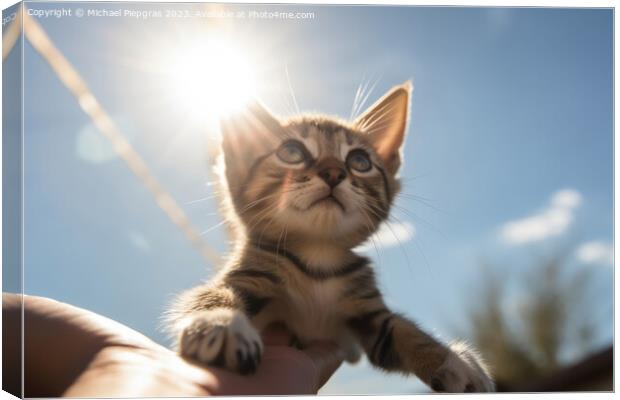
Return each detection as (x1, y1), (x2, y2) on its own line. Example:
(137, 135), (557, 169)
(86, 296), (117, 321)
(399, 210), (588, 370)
(285, 64), (300, 114)
(239, 185), (302, 214)
(274, 217), (288, 268)
(396, 193), (445, 214)
(390, 203), (447, 240)
(353, 73), (372, 121)
(409, 228), (433, 277)
(357, 202), (413, 276)
(399, 173), (434, 183)
(361, 200), (420, 279)
(349, 73), (366, 121)
(354, 72), (383, 120)
(358, 205), (383, 270)
(240, 192), (282, 213)
(396, 189), (435, 202)
(200, 219), (228, 236)
(276, 79), (297, 117)
(200, 192), (284, 239)
(384, 217), (414, 276)
(255, 206), (280, 249)
(245, 202), (280, 234)
(186, 194), (220, 205)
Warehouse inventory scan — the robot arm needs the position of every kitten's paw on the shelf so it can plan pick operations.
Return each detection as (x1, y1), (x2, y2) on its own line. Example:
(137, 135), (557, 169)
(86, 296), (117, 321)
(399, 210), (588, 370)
(179, 308), (263, 374)
(430, 341), (495, 393)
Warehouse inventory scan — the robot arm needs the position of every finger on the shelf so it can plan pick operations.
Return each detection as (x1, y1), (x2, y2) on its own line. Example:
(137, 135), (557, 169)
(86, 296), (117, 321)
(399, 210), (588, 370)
(261, 322), (292, 346)
(302, 341), (346, 391)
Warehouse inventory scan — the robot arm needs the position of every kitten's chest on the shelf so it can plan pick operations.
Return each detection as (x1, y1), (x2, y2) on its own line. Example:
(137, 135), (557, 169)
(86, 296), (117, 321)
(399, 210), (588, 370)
(281, 278), (345, 339)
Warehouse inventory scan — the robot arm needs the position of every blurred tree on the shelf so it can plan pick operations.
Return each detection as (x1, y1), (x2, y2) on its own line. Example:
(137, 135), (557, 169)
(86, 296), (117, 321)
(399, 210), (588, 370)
(463, 255), (600, 389)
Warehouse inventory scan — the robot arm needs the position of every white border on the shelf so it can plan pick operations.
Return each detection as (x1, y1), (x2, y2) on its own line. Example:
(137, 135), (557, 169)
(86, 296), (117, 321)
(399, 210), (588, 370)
(0, 1), (615, 400)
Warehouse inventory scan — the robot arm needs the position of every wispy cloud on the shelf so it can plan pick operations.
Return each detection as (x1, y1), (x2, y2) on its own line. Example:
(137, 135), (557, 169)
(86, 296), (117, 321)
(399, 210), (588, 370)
(576, 241), (613, 266)
(357, 221), (416, 251)
(500, 189), (582, 245)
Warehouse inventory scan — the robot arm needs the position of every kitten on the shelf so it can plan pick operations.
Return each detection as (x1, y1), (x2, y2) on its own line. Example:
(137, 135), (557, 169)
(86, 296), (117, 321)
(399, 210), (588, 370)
(165, 82), (494, 392)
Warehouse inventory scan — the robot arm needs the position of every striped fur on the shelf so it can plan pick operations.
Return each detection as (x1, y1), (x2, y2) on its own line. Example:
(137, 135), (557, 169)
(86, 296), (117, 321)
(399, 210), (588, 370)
(165, 83), (494, 392)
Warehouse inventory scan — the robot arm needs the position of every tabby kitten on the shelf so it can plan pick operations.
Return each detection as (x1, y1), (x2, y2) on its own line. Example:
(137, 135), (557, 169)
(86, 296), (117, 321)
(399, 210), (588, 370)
(166, 82), (494, 392)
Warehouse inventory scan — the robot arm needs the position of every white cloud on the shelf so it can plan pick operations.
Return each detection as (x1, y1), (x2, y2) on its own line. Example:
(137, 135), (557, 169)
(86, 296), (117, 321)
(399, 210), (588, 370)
(500, 189), (582, 245)
(576, 241), (613, 266)
(550, 189), (582, 209)
(357, 221), (416, 251)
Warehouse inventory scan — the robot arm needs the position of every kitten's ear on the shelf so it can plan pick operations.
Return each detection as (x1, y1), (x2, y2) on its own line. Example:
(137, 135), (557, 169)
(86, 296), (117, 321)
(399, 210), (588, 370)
(219, 100), (285, 194)
(354, 81), (412, 174)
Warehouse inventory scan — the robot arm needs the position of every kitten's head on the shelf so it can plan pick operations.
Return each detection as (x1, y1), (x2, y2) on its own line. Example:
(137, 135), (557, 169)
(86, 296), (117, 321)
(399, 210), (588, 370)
(218, 82), (411, 249)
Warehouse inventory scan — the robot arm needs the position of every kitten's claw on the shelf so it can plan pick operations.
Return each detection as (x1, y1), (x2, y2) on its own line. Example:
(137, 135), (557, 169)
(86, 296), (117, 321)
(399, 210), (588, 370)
(430, 341), (495, 393)
(179, 308), (263, 374)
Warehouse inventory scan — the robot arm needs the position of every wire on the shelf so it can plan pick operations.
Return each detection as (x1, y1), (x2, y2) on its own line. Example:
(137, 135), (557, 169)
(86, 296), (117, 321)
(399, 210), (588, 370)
(2, 6), (21, 61)
(22, 11), (221, 267)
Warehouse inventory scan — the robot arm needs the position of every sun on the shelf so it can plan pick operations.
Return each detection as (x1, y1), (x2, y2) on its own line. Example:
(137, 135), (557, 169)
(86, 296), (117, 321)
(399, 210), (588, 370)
(165, 38), (256, 120)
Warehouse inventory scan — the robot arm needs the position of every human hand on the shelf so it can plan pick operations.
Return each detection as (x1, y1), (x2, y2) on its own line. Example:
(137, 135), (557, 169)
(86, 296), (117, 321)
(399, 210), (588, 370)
(201, 322), (345, 395)
(3, 294), (345, 397)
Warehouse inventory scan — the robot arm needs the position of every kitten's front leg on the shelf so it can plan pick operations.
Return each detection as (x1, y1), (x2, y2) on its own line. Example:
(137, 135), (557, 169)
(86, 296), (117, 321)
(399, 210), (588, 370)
(167, 280), (275, 374)
(178, 305), (263, 374)
(347, 304), (494, 392)
(431, 339), (495, 393)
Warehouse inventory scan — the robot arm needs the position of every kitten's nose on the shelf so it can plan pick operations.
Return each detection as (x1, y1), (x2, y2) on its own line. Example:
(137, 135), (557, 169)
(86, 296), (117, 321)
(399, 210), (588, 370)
(319, 166), (346, 188)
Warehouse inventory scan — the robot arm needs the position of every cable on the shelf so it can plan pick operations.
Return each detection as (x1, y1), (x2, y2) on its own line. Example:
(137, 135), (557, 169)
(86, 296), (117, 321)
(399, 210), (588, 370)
(22, 11), (221, 267)
(2, 6), (21, 61)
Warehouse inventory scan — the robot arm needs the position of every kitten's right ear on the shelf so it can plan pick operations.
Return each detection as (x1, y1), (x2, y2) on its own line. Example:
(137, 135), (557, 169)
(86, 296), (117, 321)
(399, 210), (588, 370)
(354, 82), (412, 174)
(219, 100), (284, 193)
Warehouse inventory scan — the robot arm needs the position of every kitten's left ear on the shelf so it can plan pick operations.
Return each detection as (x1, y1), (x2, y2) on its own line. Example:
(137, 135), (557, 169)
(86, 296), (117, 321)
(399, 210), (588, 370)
(354, 81), (412, 174)
(219, 100), (286, 196)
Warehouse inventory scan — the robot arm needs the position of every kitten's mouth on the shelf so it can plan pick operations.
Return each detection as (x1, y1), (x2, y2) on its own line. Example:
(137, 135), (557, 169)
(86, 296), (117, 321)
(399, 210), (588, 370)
(308, 194), (346, 212)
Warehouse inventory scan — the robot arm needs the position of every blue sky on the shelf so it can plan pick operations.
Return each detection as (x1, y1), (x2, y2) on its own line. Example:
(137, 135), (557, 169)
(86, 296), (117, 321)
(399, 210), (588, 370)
(4, 3), (613, 394)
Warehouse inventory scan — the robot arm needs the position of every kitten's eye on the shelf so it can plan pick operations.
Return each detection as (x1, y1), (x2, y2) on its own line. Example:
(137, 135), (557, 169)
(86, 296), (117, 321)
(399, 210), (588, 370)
(277, 140), (307, 164)
(346, 150), (372, 172)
